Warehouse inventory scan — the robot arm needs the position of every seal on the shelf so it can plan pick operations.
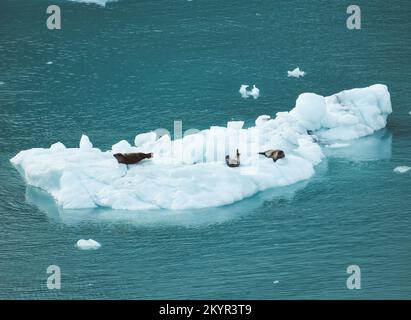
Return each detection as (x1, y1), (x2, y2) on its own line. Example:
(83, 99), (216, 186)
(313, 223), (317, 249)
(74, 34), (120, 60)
(258, 150), (285, 162)
(226, 149), (240, 168)
(113, 152), (153, 165)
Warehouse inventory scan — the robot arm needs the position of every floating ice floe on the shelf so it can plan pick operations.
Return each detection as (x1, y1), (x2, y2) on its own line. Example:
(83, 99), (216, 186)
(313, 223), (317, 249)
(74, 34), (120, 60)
(239, 84), (260, 99)
(75, 239), (101, 250)
(0, 81), (4, 85)
(394, 166), (411, 174)
(249, 85), (260, 99)
(11, 84), (392, 211)
(46, 61), (53, 65)
(239, 85), (249, 98)
(288, 67), (306, 78)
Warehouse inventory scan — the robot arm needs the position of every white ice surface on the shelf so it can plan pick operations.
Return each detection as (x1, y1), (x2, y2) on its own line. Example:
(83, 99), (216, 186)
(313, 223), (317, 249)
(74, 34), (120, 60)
(11, 84), (392, 211)
(75, 239), (101, 250)
(288, 67), (306, 78)
(239, 85), (250, 98)
(394, 166), (411, 174)
(238, 84), (260, 99)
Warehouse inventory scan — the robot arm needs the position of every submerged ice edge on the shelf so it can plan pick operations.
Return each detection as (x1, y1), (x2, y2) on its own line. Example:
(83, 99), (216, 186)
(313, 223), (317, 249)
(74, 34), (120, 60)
(11, 84), (392, 211)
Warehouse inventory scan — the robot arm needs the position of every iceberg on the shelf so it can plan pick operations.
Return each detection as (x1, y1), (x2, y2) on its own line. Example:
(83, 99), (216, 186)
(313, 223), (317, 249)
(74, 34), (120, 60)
(249, 85), (260, 99)
(238, 84), (260, 99)
(10, 84), (392, 211)
(25, 182), (309, 227)
(288, 67), (306, 78)
(239, 85), (250, 98)
(394, 166), (410, 174)
(75, 239), (101, 250)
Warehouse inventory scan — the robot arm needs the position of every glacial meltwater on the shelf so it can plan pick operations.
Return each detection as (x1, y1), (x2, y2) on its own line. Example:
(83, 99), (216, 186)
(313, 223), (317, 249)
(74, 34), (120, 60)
(0, 0), (410, 299)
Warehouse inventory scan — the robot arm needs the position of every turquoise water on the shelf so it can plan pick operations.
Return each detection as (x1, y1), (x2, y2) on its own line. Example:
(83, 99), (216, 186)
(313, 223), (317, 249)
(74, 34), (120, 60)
(0, 0), (410, 299)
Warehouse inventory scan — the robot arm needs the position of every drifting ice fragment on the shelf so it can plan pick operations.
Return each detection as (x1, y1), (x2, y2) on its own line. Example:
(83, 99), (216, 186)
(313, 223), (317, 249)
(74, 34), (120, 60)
(238, 84), (260, 99)
(239, 85), (249, 98)
(288, 67), (305, 78)
(75, 239), (101, 250)
(394, 166), (411, 174)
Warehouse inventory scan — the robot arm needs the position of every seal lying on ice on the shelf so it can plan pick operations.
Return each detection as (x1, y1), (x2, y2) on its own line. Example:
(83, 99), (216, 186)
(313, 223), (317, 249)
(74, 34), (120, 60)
(113, 152), (153, 165)
(226, 149), (240, 168)
(258, 150), (285, 162)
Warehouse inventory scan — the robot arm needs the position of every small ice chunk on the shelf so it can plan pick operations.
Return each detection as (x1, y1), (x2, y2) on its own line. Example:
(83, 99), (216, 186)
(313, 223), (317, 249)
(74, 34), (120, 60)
(288, 67), (305, 78)
(273, 280), (280, 284)
(249, 85), (260, 99)
(239, 84), (259, 99)
(325, 143), (350, 149)
(79, 134), (93, 149)
(46, 61), (53, 65)
(75, 239), (101, 250)
(394, 166), (411, 174)
(0, 81), (4, 85)
(239, 85), (249, 98)
(134, 132), (157, 147)
(409, 111), (411, 115)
